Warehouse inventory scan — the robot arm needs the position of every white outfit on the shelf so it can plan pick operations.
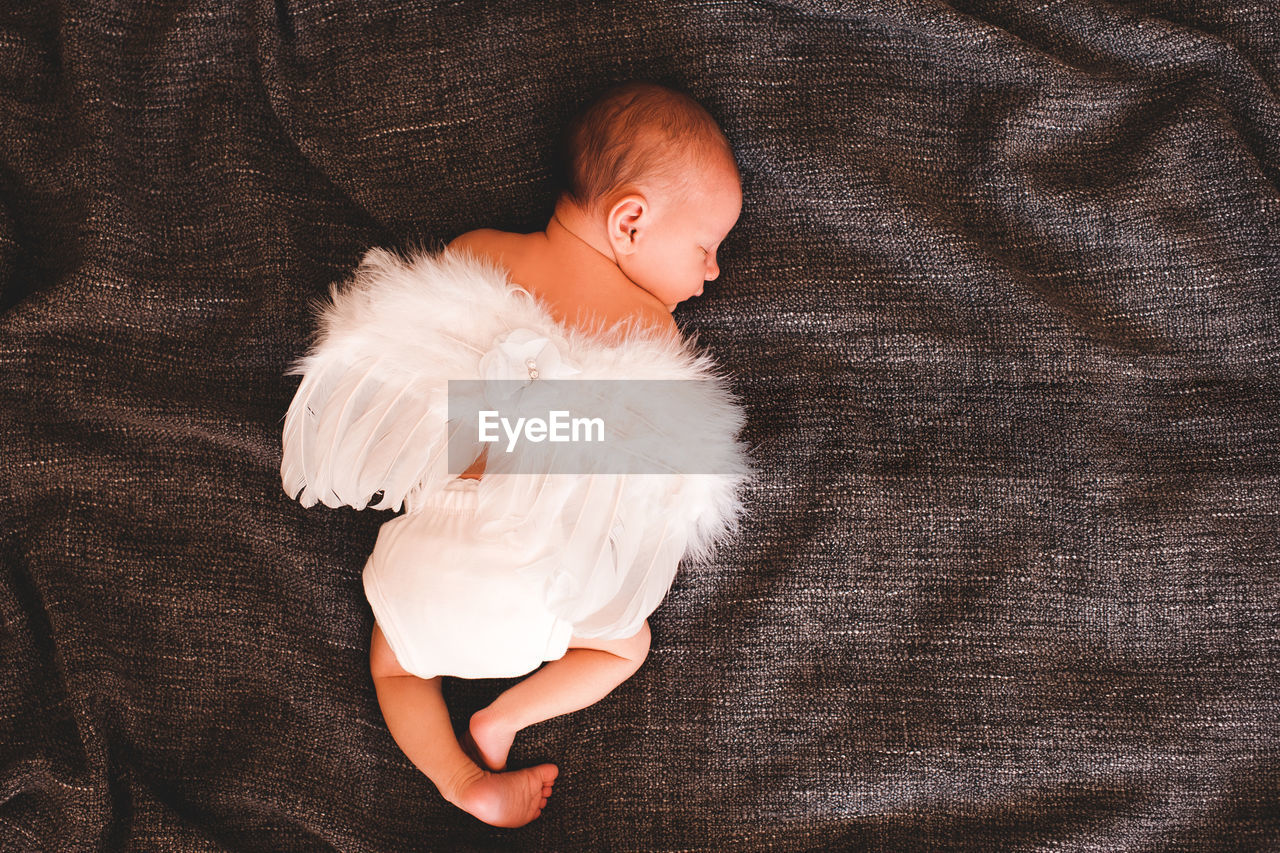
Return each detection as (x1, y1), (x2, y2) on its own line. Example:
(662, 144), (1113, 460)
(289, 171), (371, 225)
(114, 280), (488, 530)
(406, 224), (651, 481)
(281, 246), (754, 679)
(362, 477), (575, 679)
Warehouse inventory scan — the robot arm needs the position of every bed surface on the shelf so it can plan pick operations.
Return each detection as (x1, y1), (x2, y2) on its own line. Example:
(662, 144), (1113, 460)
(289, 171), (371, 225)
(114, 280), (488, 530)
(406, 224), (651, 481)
(1, 1), (1277, 849)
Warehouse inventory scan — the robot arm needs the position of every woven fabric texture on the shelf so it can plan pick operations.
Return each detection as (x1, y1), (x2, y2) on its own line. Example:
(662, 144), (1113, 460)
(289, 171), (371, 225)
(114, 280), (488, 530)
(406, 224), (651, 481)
(1, 1), (1277, 849)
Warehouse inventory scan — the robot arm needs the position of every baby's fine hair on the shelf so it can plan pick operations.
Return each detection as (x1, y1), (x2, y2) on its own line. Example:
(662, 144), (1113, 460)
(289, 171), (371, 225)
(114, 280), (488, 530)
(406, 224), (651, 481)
(553, 80), (736, 215)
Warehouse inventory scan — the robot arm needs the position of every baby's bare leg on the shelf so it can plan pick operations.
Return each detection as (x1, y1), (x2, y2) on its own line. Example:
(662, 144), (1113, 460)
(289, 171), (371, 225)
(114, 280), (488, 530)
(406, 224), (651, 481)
(372, 672), (485, 802)
(468, 621), (651, 771)
(370, 624), (557, 827)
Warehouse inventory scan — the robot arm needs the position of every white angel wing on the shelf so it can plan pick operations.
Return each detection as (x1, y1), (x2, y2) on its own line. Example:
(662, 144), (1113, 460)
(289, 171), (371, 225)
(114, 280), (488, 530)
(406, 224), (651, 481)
(464, 469), (686, 640)
(281, 352), (465, 511)
(280, 246), (509, 513)
(282, 244), (756, 641)
(469, 374), (754, 642)
(541, 475), (693, 639)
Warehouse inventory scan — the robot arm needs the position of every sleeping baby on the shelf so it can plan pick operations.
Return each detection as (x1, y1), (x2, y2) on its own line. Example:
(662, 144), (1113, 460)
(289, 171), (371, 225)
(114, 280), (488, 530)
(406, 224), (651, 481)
(281, 80), (751, 828)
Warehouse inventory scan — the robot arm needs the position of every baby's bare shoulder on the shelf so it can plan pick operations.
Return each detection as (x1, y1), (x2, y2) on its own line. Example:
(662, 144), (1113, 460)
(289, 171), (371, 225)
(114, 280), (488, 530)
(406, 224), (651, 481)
(447, 230), (532, 280)
(628, 301), (679, 337)
(447, 228), (504, 254)
(449, 230), (677, 337)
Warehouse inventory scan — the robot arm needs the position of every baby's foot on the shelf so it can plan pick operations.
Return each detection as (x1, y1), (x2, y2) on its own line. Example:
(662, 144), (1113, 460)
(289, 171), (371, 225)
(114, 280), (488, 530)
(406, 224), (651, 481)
(451, 763), (558, 828)
(467, 707), (516, 772)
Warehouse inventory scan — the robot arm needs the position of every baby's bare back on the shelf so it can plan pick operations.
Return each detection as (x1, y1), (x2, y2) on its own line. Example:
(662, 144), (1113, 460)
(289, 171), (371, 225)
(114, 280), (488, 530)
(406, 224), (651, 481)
(450, 229), (675, 338)
(449, 228), (676, 480)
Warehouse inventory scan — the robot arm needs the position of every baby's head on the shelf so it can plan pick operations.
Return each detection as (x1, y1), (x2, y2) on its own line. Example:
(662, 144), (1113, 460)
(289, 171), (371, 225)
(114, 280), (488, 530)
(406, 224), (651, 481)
(553, 81), (742, 311)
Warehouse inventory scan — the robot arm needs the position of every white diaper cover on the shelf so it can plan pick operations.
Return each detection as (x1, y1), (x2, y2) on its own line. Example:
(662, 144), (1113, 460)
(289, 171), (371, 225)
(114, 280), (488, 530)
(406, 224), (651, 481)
(362, 477), (576, 680)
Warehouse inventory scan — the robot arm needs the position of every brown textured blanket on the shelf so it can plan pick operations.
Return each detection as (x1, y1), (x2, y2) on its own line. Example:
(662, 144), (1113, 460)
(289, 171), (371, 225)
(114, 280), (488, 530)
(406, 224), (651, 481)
(2, 1), (1277, 849)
